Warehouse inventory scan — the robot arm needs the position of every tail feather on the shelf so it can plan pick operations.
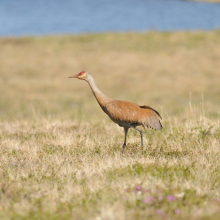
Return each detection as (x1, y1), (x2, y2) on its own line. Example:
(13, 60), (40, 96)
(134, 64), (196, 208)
(139, 105), (162, 130)
(139, 105), (162, 119)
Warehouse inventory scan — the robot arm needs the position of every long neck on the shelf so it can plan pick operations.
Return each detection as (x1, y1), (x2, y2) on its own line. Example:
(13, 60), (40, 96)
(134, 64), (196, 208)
(86, 75), (112, 109)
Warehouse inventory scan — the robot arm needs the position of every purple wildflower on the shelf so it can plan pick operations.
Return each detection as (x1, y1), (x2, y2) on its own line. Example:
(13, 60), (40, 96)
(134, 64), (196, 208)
(143, 196), (154, 203)
(167, 195), (176, 201)
(158, 195), (163, 201)
(175, 209), (181, 214)
(136, 186), (141, 191)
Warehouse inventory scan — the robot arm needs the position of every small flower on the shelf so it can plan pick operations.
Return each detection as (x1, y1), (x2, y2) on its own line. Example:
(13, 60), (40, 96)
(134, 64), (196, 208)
(143, 196), (154, 203)
(217, 198), (220, 202)
(167, 195), (176, 201)
(158, 195), (163, 201)
(175, 209), (181, 214)
(136, 186), (141, 191)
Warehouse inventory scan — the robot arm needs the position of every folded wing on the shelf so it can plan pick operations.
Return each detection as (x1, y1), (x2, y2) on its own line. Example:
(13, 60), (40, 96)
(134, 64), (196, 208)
(104, 101), (162, 130)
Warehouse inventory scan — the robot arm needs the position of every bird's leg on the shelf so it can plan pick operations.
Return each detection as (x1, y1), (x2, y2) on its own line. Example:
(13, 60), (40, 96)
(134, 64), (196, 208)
(133, 127), (143, 147)
(122, 127), (129, 153)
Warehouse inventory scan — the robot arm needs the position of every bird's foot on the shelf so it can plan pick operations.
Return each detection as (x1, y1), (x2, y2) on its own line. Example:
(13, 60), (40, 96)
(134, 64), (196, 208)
(121, 144), (126, 154)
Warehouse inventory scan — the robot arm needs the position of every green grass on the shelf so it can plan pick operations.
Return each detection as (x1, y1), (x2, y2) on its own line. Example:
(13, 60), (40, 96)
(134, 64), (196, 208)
(0, 31), (220, 219)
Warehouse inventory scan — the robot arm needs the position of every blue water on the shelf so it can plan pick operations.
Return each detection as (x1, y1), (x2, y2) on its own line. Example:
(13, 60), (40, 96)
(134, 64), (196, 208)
(0, 0), (220, 36)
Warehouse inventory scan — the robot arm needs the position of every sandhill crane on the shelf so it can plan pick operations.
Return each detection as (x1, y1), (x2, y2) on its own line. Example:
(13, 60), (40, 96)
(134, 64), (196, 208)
(69, 71), (162, 152)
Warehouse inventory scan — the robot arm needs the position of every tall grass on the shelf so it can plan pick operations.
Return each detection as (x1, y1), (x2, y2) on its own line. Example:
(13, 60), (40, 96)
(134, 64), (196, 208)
(0, 31), (220, 219)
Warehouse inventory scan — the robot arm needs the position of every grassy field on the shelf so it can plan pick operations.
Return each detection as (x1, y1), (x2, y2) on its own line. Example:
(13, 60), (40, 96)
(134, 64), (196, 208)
(0, 31), (220, 220)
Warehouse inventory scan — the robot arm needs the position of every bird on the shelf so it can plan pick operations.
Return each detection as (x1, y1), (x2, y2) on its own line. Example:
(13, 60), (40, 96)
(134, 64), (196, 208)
(69, 71), (162, 152)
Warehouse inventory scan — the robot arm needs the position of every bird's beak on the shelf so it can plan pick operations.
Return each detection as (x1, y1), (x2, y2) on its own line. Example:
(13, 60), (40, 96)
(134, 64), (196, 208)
(68, 74), (78, 78)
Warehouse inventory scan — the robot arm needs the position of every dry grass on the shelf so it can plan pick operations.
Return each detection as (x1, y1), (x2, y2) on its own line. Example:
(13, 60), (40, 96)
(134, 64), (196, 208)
(0, 31), (220, 219)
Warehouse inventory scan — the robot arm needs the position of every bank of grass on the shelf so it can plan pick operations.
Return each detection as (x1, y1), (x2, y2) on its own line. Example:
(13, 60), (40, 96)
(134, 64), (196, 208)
(191, 0), (220, 2)
(0, 31), (220, 219)
(197, 0), (220, 2)
(198, 0), (220, 2)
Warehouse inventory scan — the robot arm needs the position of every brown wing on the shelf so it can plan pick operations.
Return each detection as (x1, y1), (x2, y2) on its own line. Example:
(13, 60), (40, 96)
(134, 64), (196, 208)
(105, 100), (142, 126)
(105, 101), (162, 130)
(139, 105), (162, 130)
(139, 105), (162, 119)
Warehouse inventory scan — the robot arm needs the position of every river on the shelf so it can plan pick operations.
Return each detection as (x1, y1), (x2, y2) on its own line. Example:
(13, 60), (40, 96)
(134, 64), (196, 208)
(0, 0), (220, 36)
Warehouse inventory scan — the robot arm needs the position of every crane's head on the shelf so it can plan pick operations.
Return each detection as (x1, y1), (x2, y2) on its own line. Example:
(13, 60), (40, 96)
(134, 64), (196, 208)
(68, 71), (89, 81)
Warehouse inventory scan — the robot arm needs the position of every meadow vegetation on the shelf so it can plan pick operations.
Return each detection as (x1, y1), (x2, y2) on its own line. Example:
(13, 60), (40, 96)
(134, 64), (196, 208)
(0, 31), (220, 219)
